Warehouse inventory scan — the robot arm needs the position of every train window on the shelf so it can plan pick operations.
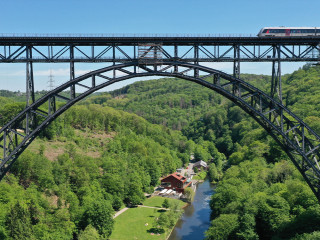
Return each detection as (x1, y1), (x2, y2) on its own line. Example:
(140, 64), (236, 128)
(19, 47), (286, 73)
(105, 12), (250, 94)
(291, 29), (301, 33)
(261, 28), (318, 35)
(263, 28), (318, 35)
(301, 29), (315, 33)
(269, 29), (285, 33)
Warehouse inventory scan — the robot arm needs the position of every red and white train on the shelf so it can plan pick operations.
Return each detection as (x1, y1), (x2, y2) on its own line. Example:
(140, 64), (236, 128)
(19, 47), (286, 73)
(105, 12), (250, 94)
(258, 27), (320, 37)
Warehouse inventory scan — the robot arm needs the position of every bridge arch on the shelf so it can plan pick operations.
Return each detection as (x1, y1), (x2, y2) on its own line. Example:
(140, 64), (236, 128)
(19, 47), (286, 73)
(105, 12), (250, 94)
(1, 61), (320, 200)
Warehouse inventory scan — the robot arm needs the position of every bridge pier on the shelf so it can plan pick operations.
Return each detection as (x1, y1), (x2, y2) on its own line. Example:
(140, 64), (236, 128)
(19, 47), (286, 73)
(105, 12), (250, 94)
(270, 45), (283, 130)
(233, 45), (241, 96)
(174, 45), (178, 73)
(271, 45), (282, 103)
(26, 45), (37, 133)
(26, 46), (35, 106)
(113, 44), (116, 78)
(233, 44), (240, 79)
(194, 45), (199, 78)
(70, 45), (76, 99)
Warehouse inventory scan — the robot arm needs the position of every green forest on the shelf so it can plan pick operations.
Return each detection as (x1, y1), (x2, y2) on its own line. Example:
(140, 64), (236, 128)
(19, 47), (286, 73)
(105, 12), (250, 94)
(0, 64), (320, 239)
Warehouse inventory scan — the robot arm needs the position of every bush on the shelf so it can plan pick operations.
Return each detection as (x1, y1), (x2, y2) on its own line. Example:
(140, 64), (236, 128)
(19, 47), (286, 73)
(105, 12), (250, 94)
(162, 199), (170, 209)
(183, 188), (195, 203)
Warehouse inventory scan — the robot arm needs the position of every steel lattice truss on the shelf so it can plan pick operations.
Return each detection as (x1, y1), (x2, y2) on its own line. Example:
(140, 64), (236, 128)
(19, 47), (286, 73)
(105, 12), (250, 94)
(0, 36), (319, 63)
(1, 61), (320, 200)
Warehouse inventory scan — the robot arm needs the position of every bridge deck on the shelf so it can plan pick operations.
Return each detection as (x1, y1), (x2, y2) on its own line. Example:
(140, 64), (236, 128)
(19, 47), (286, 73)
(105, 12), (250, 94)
(0, 36), (319, 46)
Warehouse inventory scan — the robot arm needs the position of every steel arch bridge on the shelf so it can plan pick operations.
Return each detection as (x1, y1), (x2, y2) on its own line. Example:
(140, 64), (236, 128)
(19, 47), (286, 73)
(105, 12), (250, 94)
(0, 35), (320, 201)
(1, 60), (320, 200)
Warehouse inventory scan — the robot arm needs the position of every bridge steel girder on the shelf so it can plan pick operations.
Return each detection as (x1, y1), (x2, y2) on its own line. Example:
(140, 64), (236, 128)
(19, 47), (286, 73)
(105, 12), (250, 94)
(0, 61), (320, 201)
(0, 37), (320, 63)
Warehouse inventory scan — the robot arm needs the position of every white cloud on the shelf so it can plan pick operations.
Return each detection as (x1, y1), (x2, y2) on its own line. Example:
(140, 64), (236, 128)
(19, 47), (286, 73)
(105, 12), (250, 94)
(0, 68), (94, 77)
(0, 62), (305, 92)
(200, 62), (305, 75)
(0, 67), (136, 79)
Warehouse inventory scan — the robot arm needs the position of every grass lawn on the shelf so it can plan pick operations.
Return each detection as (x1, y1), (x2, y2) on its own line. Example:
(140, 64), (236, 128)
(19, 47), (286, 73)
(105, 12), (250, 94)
(193, 171), (207, 180)
(143, 196), (186, 209)
(110, 207), (169, 240)
(110, 197), (186, 240)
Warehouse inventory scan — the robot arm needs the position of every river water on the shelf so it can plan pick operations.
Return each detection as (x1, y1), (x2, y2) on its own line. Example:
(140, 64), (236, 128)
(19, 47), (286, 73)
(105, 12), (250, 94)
(168, 179), (215, 240)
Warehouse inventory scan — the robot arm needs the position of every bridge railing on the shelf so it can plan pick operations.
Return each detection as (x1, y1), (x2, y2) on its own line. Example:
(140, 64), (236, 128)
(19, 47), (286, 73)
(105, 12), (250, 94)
(0, 33), (256, 38)
(1, 55), (318, 62)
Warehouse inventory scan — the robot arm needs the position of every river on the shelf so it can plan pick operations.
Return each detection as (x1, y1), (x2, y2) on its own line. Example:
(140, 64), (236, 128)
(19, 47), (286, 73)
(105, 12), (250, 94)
(168, 179), (215, 240)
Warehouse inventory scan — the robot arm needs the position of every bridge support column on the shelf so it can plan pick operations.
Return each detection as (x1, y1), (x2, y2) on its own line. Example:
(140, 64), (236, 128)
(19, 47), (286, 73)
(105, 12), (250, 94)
(194, 45), (199, 78)
(48, 96), (56, 115)
(113, 44), (116, 78)
(134, 45), (137, 73)
(271, 45), (282, 103)
(26, 46), (35, 106)
(70, 45), (75, 99)
(271, 45), (283, 130)
(174, 45), (178, 73)
(233, 44), (240, 79)
(233, 45), (241, 96)
(319, 44), (320, 64)
(214, 74), (220, 86)
(154, 45), (158, 71)
(26, 45), (36, 133)
(3, 130), (6, 159)
(91, 45), (94, 60)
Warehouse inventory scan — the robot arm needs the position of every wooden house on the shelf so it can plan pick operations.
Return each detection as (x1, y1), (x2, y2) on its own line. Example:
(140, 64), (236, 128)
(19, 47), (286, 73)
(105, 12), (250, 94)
(160, 172), (192, 193)
(193, 160), (208, 171)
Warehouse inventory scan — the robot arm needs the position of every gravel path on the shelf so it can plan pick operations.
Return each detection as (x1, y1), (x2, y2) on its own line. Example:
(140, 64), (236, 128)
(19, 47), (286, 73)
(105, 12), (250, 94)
(113, 207), (129, 219)
(138, 205), (167, 210)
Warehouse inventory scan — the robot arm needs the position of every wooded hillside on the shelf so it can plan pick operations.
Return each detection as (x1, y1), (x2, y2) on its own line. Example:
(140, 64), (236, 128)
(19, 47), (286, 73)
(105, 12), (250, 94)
(0, 64), (319, 239)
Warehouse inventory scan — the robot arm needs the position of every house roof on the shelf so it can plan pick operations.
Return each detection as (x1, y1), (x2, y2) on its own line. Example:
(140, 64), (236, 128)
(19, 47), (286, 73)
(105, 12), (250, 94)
(161, 172), (188, 183)
(193, 160), (208, 168)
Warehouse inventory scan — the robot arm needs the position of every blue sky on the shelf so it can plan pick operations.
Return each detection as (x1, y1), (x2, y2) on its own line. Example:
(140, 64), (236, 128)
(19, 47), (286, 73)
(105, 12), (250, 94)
(0, 0), (319, 91)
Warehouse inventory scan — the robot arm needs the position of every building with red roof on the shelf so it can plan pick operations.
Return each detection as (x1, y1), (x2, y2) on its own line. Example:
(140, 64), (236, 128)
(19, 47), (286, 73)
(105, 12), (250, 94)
(160, 172), (192, 193)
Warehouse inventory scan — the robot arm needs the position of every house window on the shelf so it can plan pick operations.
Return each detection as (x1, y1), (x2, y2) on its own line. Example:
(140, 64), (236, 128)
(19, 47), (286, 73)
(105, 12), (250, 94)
(161, 182), (171, 188)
